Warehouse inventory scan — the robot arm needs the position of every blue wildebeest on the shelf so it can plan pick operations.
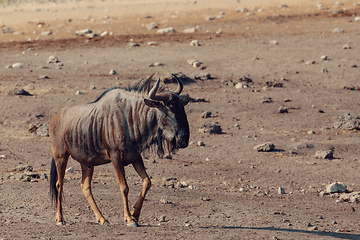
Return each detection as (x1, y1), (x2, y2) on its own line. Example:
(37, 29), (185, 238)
(49, 74), (190, 226)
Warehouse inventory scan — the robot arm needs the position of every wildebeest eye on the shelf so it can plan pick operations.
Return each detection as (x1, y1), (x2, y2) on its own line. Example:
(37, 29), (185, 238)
(167, 103), (175, 110)
(165, 99), (177, 111)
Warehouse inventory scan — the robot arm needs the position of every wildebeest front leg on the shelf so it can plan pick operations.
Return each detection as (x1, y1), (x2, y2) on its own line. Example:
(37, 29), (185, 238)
(80, 164), (109, 225)
(111, 151), (138, 226)
(131, 155), (151, 222)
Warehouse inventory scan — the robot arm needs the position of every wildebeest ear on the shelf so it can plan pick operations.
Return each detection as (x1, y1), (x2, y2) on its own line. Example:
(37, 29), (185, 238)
(179, 94), (190, 106)
(144, 98), (162, 108)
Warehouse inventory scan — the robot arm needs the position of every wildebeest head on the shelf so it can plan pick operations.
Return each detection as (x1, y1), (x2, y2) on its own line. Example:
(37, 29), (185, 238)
(144, 74), (190, 151)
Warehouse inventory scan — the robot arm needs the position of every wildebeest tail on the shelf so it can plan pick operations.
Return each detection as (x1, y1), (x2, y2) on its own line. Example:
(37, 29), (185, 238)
(50, 157), (58, 205)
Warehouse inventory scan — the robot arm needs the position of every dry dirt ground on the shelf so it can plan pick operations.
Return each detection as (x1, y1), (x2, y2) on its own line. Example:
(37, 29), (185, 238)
(1, 0), (360, 239)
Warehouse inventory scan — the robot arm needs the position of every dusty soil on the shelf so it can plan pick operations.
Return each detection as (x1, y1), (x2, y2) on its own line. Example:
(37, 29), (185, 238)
(1, 0), (360, 239)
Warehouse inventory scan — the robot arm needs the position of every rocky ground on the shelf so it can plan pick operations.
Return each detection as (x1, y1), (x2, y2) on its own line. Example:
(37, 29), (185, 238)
(0, 0), (360, 239)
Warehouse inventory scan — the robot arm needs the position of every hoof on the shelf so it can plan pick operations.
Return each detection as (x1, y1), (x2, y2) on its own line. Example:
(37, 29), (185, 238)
(56, 221), (66, 226)
(97, 220), (110, 225)
(127, 222), (139, 227)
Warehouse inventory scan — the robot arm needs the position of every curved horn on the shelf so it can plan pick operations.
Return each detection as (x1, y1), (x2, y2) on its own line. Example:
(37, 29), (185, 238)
(145, 73), (155, 82)
(149, 77), (161, 100)
(172, 73), (183, 95)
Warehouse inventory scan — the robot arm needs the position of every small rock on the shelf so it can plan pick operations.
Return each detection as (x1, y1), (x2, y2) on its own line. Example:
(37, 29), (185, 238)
(100, 31), (108, 37)
(40, 173), (48, 181)
(201, 197), (211, 201)
(319, 191), (329, 196)
(343, 44), (351, 49)
(262, 97), (273, 103)
(236, 7), (248, 12)
(149, 62), (164, 67)
(192, 61), (202, 68)
(37, 124), (49, 137)
(177, 181), (189, 188)
(13, 165), (33, 172)
(278, 187), (285, 194)
(339, 192), (360, 203)
(197, 141), (205, 146)
(186, 59), (203, 68)
(157, 27), (174, 34)
(235, 83), (248, 89)
(11, 63), (23, 68)
(159, 198), (172, 204)
(7, 173), (26, 181)
(2, 26), (15, 34)
(75, 29), (92, 36)
(254, 142), (275, 152)
(314, 150), (333, 159)
(187, 59), (199, 65)
(38, 75), (50, 79)
(146, 22), (158, 30)
(24, 171), (40, 179)
(199, 123), (222, 134)
(305, 60), (315, 65)
(7, 88), (32, 96)
(40, 30), (52, 35)
(308, 226), (318, 231)
(332, 28), (344, 33)
(278, 106), (288, 113)
(183, 27), (196, 33)
(333, 113), (360, 130)
(320, 55), (328, 60)
(163, 177), (177, 181)
(317, 3), (327, 10)
(200, 111), (211, 118)
(147, 41), (158, 46)
(304, 221), (313, 227)
(127, 42), (139, 48)
(326, 182), (347, 193)
(190, 40), (200, 46)
(85, 32), (98, 38)
(158, 216), (166, 222)
(66, 167), (75, 173)
(266, 81), (283, 88)
(343, 85), (360, 91)
(270, 40), (278, 45)
(48, 56), (60, 63)
(109, 69), (117, 75)
(75, 91), (83, 95)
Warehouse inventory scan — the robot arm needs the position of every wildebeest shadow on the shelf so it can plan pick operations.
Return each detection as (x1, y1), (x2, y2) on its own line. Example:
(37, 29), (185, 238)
(200, 226), (360, 240)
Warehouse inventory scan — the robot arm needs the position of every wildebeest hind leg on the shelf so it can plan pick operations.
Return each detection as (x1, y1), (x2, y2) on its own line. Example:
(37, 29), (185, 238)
(80, 164), (109, 225)
(131, 155), (151, 222)
(53, 153), (69, 225)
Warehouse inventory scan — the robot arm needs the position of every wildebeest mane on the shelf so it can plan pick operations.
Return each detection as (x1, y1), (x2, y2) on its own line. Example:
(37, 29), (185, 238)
(125, 76), (165, 94)
(91, 76), (165, 103)
(90, 86), (121, 103)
